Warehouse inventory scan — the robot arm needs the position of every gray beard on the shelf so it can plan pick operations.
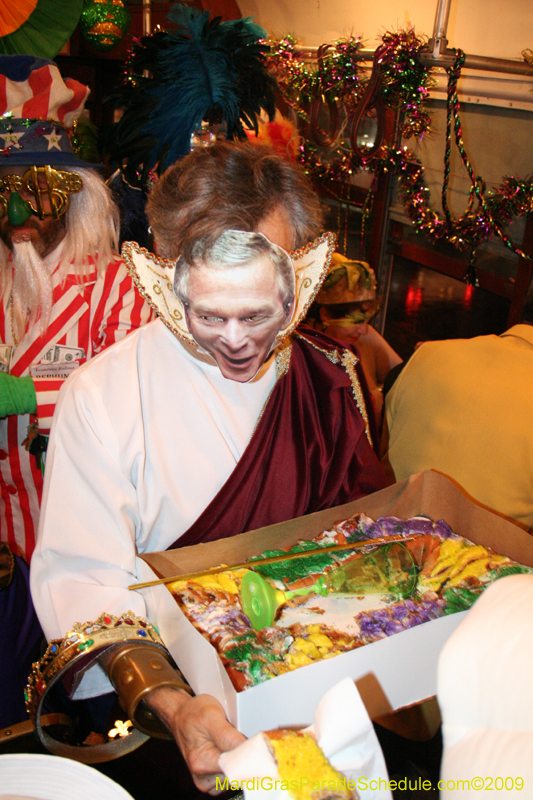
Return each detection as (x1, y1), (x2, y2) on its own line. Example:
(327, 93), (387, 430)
(11, 240), (55, 343)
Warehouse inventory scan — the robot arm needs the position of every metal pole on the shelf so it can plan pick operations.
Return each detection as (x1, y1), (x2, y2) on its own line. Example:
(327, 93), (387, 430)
(294, 45), (533, 78)
(431, 0), (452, 49)
(142, 0), (151, 37)
(419, 0), (533, 73)
(423, 0), (454, 65)
(420, 50), (533, 75)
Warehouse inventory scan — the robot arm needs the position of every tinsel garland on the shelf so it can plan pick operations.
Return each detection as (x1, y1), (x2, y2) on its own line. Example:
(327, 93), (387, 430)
(265, 34), (365, 121)
(416, 48), (531, 282)
(377, 29), (434, 139)
(299, 139), (533, 282)
(113, 22), (532, 274)
(389, 148), (533, 283)
(383, 147), (533, 243)
(266, 29), (434, 140)
(288, 37), (532, 281)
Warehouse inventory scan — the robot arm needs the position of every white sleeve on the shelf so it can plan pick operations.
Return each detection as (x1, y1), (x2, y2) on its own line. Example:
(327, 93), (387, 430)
(30, 366), (147, 645)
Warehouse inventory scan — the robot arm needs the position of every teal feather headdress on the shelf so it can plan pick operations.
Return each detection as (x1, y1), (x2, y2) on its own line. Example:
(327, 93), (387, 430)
(104, 4), (277, 186)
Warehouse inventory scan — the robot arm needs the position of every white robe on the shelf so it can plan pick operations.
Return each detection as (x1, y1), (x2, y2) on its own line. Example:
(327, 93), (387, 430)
(30, 318), (276, 697)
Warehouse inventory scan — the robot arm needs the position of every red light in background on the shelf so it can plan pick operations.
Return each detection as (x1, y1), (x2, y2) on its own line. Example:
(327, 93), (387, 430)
(405, 285), (423, 313)
(463, 283), (475, 307)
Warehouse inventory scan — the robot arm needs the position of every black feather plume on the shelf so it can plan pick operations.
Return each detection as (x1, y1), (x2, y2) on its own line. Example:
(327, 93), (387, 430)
(103, 3), (277, 184)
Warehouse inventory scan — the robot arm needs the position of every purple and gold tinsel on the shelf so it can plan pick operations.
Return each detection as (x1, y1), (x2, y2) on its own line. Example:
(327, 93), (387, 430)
(270, 33), (532, 281)
(382, 146), (533, 242)
(376, 29), (434, 139)
(267, 30), (433, 139)
(300, 136), (533, 282)
(265, 35), (365, 124)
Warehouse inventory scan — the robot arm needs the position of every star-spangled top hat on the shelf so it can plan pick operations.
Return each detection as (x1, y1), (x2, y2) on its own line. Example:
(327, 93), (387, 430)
(0, 54), (90, 168)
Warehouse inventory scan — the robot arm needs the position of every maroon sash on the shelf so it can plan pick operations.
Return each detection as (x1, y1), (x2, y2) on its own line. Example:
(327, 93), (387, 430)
(169, 327), (388, 549)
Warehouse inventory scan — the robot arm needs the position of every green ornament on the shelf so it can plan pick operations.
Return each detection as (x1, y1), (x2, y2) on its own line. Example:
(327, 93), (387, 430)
(79, 0), (131, 53)
(7, 193), (32, 226)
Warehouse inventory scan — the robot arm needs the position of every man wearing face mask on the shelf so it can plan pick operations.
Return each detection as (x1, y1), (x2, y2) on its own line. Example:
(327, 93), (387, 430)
(31, 142), (388, 789)
(0, 55), (151, 729)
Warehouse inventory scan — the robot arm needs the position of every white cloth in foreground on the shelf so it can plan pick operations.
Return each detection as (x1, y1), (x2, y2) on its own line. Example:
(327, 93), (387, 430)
(30, 318), (276, 695)
(219, 678), (392, 800)
(438, 574), (533, 798)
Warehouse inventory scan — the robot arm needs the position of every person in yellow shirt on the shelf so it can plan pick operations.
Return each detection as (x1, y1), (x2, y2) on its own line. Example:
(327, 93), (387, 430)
(382, 281), (533, 531)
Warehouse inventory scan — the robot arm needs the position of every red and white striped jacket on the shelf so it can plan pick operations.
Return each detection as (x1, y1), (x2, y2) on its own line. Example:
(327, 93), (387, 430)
(0, 254), (152, 561)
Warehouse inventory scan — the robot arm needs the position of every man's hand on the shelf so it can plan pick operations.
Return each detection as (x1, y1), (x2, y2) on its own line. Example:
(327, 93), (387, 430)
(0, 372), (37, 417)
(145, 686), (246, 793)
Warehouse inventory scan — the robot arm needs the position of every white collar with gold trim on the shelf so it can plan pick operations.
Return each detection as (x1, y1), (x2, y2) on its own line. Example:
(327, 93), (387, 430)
(121, 233), (336, 353)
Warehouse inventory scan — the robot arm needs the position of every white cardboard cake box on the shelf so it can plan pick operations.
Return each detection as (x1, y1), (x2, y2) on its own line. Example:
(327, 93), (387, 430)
(141, 470), (533, 738)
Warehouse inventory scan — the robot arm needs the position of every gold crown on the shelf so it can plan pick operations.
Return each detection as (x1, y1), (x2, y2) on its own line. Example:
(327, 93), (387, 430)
(25, 611), (165, 763)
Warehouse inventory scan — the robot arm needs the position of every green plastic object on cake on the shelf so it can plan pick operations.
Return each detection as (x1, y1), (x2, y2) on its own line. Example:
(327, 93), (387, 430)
(240, 542), (417, 630)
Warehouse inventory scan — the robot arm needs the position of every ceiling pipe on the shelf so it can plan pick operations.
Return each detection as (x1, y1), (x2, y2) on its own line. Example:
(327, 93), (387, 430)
(428, 0), (452, 57)
(293, 45), (532, 78)
(418, 0), (532, 74)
